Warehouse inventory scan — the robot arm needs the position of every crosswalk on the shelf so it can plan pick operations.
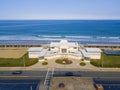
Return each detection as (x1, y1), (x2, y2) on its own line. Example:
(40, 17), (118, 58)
(44, 68), (54, 90)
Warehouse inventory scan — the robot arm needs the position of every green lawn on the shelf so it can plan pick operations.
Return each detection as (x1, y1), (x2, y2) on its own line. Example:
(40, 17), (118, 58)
(90, 53), (120, 67)
(55, 58), (72, 65)
(42, 62), (48, 65)
(80, 62), (86, 66)
(55, 59), (64, 64)
(0, 53), (38, 67)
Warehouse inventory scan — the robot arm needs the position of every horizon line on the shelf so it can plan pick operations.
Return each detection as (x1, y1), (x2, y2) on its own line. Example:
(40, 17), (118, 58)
(0, 19), (120, 20)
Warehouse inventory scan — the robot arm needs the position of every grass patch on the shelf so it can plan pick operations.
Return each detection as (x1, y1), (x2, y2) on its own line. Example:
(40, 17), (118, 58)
(80, 62), (86, 66)
(55, 59), (63, 64)
(90, 53), (120, 67)
(55, 58), (72, 65)
(0, 53), (38, 67)
(42, 62), (48, 65)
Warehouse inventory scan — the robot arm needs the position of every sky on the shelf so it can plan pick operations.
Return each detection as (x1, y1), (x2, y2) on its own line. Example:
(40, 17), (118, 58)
(0, 0), (120, 20)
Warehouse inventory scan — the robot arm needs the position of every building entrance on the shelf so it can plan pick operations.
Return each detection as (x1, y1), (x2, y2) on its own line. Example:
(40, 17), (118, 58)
(61, 48), (67, 53)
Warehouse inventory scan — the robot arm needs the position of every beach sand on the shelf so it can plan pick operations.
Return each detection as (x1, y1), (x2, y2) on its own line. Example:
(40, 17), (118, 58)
(0, 48), (27, 58)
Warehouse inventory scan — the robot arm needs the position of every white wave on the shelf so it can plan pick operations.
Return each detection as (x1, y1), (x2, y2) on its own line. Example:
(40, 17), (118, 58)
(96, 37), (107, 39)
(0, 35), (119, 43)
(0, 35), (40, 40)
(36, 35), (120, 40)
(65, 36), (92, 38)
(37, 35), (63, 38)
(37, 35), (93, 39)
(108, 37), (120, 39)
(0, 35), (66, 41)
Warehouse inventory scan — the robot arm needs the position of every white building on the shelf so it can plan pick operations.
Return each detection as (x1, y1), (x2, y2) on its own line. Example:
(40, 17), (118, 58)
(28, 47), (43, 58)
(81, 48), (102, 59)
(28, 40), (102, 60)
(50, 40), (78, 54)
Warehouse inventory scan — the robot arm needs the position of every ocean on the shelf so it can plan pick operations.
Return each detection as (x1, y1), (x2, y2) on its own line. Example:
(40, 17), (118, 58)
(0, 20), (120, 44)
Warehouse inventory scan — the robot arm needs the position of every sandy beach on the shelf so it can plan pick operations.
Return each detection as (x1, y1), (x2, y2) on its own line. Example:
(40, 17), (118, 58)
(0, 48), (27, 58)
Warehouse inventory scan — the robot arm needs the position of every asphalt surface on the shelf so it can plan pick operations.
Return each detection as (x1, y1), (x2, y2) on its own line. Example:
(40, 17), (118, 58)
(0, 70), (120, 78)
(0, 70), (120, 90)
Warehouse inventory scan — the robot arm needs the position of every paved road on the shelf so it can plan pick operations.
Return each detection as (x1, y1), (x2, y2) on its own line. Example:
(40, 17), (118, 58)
(0, 69), (120, 90)
(0, 70), (120, 78)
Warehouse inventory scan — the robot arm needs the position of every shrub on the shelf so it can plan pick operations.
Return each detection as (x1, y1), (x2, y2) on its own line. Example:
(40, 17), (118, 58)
(56, 59), (63, 64)
(55, 58), (72, 64)
(42, 62), (48, 65)
(80, 62), (86, 66)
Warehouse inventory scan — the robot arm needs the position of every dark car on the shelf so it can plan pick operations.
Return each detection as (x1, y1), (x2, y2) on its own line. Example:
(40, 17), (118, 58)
(12, 71), (22, 75)
(65, 72), (73, 76)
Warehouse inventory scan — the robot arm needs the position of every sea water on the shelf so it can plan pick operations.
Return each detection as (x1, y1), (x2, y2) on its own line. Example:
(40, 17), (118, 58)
(0, 20), (120, 44)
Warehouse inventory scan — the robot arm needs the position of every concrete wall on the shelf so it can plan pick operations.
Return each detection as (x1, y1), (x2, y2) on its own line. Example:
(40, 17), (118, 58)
(88, 53), (101, 59)
(28, 52), (41, 58)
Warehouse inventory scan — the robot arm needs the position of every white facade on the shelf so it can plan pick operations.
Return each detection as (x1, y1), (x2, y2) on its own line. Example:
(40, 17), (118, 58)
(84, 48), (102, 59)
(50, 40), (78, 54)
(28, 40), (102, 60)
(28, 47), (43, 58)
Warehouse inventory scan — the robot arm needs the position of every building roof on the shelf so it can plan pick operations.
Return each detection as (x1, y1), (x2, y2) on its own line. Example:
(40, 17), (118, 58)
(85, 48), (102, 53)
(28, 47), (43, 52)
(50, 40), (78, 47)
(81, 50), (89, 58)
(39, 49), (48, 57)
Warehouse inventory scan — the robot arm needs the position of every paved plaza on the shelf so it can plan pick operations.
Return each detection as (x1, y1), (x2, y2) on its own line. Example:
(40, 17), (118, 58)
(50, 77), (96, 90)
(0, 58), (120, 72)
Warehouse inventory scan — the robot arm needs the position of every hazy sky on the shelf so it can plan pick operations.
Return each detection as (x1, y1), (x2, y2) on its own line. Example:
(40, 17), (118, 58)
(0, 0), (120, 20)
